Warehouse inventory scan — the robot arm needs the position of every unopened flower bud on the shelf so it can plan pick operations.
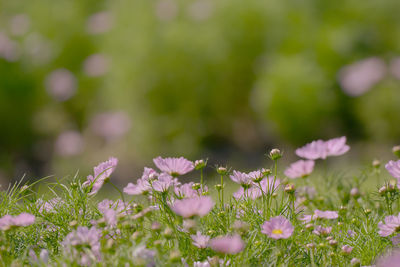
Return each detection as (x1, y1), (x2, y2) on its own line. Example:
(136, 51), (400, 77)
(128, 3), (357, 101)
(388, 180), (397, 192)
(284, 183), (295, 193)
(215, 184), (223, 191)
(379, 186), (387, 195)
(393, 145), (400, 158)
(163, 227), (173, 239)
(195, 159), (207, 170)
(183, 219), (196, 233)
(233, 220), (249, 234)
(272, 192), (278, 198)
(372, 159), (381, 168)
(169, 250), (181, 262)
(351, 218), (357, 224)
(326, 236), (333, 241)
(131, 231), (140, 240)
(69, 220), (78, 227)
(151, 222), (162, 231)
(341, 245), (353, 255)
(269, 148), (282, 160)
(106, 239), (114, 249)
(318, 243), (326, 248)
(306, 243), (315, 249)
(350, 257), (360, 266)
(153, 240), (162, 247)
(329, 252), (336, 257)
(192, 183), (201, 190)
(364, 208), (372, 215)
(261, 168), (272, 176)
(350, 188), (360, 198)
(217, 166), (228, 175)
(337, 222), (343, 226)
(305, 223), (314, 230)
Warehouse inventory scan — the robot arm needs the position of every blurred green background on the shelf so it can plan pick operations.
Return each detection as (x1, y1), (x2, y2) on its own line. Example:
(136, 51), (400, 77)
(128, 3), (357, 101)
(0, 0), (400, 185)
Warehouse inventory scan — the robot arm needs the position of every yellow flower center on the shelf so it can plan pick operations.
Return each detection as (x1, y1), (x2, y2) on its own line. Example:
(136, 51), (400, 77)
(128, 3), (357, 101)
(272, 229), (283, 235)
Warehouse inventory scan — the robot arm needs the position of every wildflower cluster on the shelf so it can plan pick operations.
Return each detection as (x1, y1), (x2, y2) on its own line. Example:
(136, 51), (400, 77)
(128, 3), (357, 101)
(1, 137), (400, 266)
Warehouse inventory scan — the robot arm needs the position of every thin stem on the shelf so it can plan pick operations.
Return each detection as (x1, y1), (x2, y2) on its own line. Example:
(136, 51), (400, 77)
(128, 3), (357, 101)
(220, 175), (224, 210)
(200, 169), (204, 193)
(109, 181), (126, 205)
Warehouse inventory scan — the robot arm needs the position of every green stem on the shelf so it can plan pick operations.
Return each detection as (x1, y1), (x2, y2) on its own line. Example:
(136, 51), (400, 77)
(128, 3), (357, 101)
(220, 175), (224, 210)
(109, 181), (126, 206)
(200, 169), (204, 193)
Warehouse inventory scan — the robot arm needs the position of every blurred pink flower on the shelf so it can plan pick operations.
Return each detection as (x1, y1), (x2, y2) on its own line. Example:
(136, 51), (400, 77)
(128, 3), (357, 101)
(86, 12), (113, 34)
(386, 160), (400, 179)
(209, 234), (245, 254)
(62, 226), (101, 264)
(45, 69), (77, 102)
(296, 136), (350, 160)
(98, 199), (132, 215)
(338, 57), (386, 97)
(124, 179), (151, 195)
(54, 130), (84, 157)
(314, 209), (338, 220)
(376, 249), (400, 267)
(90, 112), (131, 141)
(390, 57), (400, 80)
(170, 196), (214, 218)
(0, 213), (35, 230)
(313, 225), (332, 236)
(155, 0), (178, 21)
(174, 182), (201, 198)
(191, 231), (210, 248)
(186, 0), (213, 21)
(261, 216), (294, 239)
(284, 160), (315, 179)
(83, 157), (118, 195)
(0, 33), (20, 61)
(341, 245), (353, 254)
(37, 197), (64, 213)
(260, 176), (280, 193)
(233, 186), (262, 200)
(9, 14), (30, 36)
(153, 156), (194, 176)
(83, 54), (108, 77)
(229, 170), (253, 187)
(378, 213), (400, 237)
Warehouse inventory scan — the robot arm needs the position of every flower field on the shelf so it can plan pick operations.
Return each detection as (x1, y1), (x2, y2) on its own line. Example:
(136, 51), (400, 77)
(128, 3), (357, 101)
(1, 136), (400, 266)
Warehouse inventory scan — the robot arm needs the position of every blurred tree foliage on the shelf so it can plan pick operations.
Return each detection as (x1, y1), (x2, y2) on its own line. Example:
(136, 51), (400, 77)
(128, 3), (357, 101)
(0, 0), (400, 177)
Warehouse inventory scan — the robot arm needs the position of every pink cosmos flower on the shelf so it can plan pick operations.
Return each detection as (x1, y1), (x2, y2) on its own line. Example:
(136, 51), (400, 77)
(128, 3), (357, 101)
(37, 197), (64, 213)
(233, 186), (262, 200)
(83, 157), (118, 195)
(386, 160), (400, 179)
(229, 171), (253, 187)
(209, 234), (245, 254)
(174, 182), (202, 198)
(98, 199), (132, 215)
(233, 176), (280, 199)
(63, 226), (102, 265)
(341, 245), (353, 254)
(153, 156), (194, 176)
(191, 231), (210, 248)
(0, 213), (35, 230)
(170, 196), (215, 218)
(314, 209), (339, 220)
(86, 11), (113, 34)
(90, 112), (131, 142)
(260, 176), (281, 194)
(152, 173), (177, 192)
(391, 234), (400, 245)
(284, 160), (315, 179)
(338, 57), (386, 97)
(296, 137), (350, 160)
(376, 249), (400, 267)
(378, 213), (400, 237)
(123, 179), (151, 195)
(261, 216), (294, 239)
(313, 225), (332, 236)
(45, 69), (77, 102)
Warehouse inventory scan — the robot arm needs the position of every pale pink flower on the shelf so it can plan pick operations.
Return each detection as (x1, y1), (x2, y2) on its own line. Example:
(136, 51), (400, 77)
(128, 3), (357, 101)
(123, 179), (151, 195)
(86, 12), (113, 34)
(261, 216), (294, 239)
(83, 54), (108, 77)
(90, 112), (131, 141)
(390, 57), (400, 80)
(9, 14), (30, 36)
(338, 57), (386, 97)
(325, 136), (350, 157)
(260, 176), (280, 193)
(153, 157), (194, 176)
(170, 196), (214, 218)
(175, 182), (200, 198)
(386, 160), (400, 179)
(155, 0), (178, 21)
(63, 226), (101, 265)
(191, 231), (210, 248)
(83, 157), (118, 195)
(37, 197), (64, 213)
(132, 245), (156, 264)
(209, 234), (244, 254)
(313, 225), (332, 236)
(0, 33), (20, 61)
(341, 245), (353, 254)
(98, 199), (132, 215)
(378, 213), (400, 237)
(0, 213), (35, 230)
(314, 209), (339, 220)
(376, 249), (400, 267)
(152, 173), (177, 192)
(296, 136), (350, 160)
(45, 69), (77, 102)
(54, 130), (84, 157)
(391, 234), (400, 245)
(233, 186), (262, 200)
(284, 160), (315, 179)
(229, 171), (253, 187)
(300, 214), (315, 223)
